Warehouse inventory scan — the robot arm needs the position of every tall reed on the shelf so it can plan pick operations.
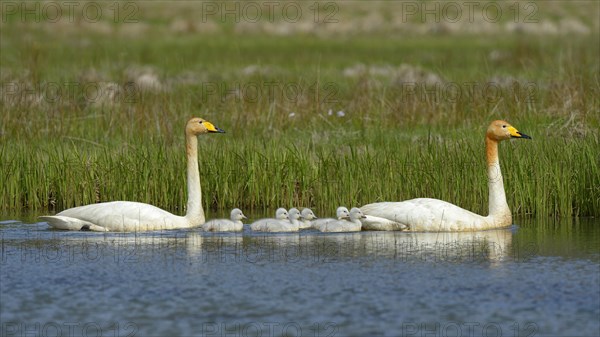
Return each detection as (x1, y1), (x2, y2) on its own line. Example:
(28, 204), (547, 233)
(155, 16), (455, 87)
(1, 2), (598, 217)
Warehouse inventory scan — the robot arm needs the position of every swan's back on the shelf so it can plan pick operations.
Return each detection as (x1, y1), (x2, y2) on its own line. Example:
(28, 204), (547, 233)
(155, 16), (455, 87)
(250, 208), (297, 232)
(202, 208), (246, 232)
(319, 207), (364, 232)
(312, 207), (349, 230)
(361, 198), (492, 231)
(319, 220), (361, 232)
(45, 201), (188, 232)
(202, 219), (243, 232)
(250, 219), (295, 232)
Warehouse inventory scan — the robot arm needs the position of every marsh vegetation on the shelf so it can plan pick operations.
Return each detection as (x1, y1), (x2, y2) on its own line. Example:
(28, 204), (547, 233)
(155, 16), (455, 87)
(1, 1), (598, 218)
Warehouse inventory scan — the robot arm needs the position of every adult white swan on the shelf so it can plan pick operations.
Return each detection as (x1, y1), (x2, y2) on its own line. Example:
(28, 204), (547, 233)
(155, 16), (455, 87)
(360, 120), (531, 231)
(318, 207), (366, 233)
(202, 208), (247, 232)
(40, 117), (225, 232)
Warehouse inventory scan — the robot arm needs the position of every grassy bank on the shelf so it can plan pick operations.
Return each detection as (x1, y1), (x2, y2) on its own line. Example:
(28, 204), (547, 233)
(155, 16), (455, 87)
(1, 1), (598, 217)
(2, 129), (598, 217)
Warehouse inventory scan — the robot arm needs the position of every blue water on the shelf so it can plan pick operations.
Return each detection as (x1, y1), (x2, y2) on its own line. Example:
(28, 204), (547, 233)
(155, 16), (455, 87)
(1, 218), (598, 337)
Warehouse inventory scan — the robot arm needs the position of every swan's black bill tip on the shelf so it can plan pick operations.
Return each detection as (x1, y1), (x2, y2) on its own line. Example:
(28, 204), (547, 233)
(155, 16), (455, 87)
(517, 132), (531, 139)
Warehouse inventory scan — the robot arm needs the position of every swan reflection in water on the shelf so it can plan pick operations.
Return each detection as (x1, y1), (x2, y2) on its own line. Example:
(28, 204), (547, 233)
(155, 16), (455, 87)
(184, 229), (513, 264)
(33, 228), (513, 265)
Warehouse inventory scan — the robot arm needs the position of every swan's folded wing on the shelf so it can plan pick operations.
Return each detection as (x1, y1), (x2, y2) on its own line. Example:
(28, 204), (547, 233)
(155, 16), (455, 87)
(202, 219), (242, 232)
(250, 219), (293, 232)
(319, 220), (361, 232)
(361, 198), (488, 231)
(40, 215), (109, 232)
(299, 220), (313, 229)
(318, 220), (342, 232)
(361, 215), (408, 231)
(361, 201), (421, 225)
(55, 201), (185, 231)
(311, 218), (337, 231)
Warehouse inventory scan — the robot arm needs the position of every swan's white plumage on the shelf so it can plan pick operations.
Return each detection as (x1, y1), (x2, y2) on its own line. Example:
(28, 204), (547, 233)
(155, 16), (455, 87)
(361, 198), (488, 231)
(41, 201), (187, 232)
(360, 214), (409, 231)
(250, 208), (298, 232)
(202, 208), (246, 232)
(311, 206), (349, 229)
(299, 208), (317, 229)
(287, 208), (302, 231)
(361, 120), (531, 232)
(318, 207), (365, 232)
(38, 214), (107, 232)
(41, 117), (225, 232)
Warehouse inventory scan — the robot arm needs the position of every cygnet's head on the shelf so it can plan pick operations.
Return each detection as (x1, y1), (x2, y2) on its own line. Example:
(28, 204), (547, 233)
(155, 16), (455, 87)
(275, 208), (289, 220)
(288, 208), (301, 221)
(336, 207), (350, 220)
(230, 208), (247, 221)
(349, 207), (367, 220)
(301, 208), (317, 220)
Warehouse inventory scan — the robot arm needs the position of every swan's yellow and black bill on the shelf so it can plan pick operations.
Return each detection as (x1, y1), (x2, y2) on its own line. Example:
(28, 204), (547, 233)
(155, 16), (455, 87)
(508, 126), (531, 139)
(203, 121), (225, 133)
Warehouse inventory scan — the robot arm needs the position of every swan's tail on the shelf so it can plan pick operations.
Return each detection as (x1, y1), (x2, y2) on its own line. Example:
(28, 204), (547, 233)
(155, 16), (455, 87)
(39, 216), (109, 232)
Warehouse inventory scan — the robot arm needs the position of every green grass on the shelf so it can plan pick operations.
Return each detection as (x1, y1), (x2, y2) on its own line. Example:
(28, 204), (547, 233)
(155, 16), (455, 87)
(1, 1), (599, 218)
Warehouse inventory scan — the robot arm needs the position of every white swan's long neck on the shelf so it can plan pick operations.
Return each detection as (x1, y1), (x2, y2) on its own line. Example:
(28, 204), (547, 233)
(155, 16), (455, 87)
(485, 137), (511, 224)
(185, 134), (205, 225)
